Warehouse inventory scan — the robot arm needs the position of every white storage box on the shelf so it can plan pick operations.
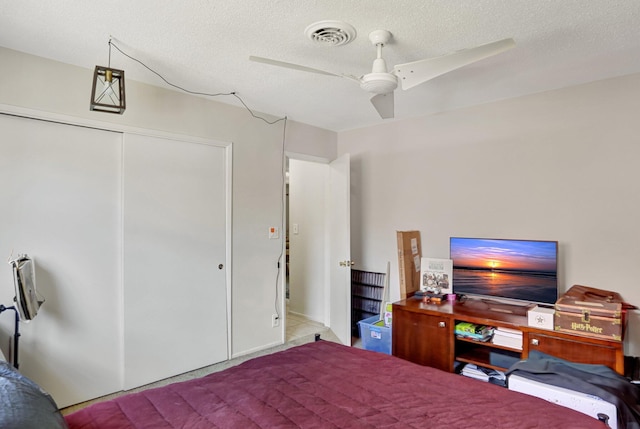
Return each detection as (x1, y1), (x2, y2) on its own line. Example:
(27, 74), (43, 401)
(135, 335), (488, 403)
(527, 305), (555, 330)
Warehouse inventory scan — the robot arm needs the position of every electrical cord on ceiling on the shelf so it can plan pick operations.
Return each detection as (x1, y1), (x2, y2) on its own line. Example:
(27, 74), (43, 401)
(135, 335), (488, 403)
(108, 39), (286, 125)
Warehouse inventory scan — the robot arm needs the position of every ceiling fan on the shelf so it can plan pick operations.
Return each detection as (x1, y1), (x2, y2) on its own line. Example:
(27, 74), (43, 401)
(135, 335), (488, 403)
(250, 30), (515, 119)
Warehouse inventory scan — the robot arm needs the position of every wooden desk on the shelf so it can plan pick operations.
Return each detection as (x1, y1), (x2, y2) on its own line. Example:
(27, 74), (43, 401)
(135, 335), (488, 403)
(392, 297), (626, 375)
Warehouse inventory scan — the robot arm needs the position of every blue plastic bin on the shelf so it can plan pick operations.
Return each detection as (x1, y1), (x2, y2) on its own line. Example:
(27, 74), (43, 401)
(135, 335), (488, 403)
(357, 315), (392, 355)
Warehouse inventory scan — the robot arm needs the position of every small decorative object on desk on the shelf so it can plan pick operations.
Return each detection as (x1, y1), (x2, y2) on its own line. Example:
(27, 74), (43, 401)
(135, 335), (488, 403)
(527, 305), (554, 330)
(413, 290), (447, 303)
(420, 257), (453, 295)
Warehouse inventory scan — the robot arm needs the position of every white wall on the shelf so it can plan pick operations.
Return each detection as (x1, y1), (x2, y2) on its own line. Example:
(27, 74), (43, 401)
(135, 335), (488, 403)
(0, 46), (337, 359)
(288, 159), (328, 323)
(338, 72), (640, 355)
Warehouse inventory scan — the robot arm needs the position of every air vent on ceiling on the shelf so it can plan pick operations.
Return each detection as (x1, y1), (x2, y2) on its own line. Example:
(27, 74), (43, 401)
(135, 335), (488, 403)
(304, 20), (356, 46)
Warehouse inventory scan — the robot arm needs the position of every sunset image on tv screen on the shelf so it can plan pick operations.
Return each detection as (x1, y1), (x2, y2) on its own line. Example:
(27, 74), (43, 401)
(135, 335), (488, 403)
(450, 238), (556, 273)
(450, 238), (558, 304)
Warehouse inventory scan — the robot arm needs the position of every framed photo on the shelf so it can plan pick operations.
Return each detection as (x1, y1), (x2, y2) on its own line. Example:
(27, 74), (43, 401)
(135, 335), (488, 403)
(420, 257), (453, 295)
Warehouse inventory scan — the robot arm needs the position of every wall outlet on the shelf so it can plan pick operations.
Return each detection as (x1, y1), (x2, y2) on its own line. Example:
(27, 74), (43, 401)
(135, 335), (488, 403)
(272, 314), (280, 328)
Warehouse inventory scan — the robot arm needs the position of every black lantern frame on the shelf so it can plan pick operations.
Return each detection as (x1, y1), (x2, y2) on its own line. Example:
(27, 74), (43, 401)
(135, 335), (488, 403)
(90, 65), (126, 114)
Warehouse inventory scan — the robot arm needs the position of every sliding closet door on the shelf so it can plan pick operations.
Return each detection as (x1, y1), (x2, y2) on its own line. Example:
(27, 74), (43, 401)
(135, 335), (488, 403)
(123, 133), (228, 389)
(0, 114), (122, 408)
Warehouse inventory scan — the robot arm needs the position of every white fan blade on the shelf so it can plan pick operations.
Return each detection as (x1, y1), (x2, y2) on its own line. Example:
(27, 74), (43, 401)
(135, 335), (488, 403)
(250, 56), (362, 83)
(393, 38), (515, 90)
(250, 55), (343, 77)
(370, 92), (394, 119)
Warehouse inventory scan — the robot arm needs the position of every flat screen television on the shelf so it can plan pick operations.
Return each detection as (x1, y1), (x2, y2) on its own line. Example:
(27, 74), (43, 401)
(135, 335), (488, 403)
(450, 237), (558, 305)
(9, 254), (43, 321)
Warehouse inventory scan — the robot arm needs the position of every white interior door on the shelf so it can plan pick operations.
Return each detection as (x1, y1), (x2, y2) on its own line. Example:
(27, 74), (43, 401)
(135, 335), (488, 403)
(123, 133), (228, 389)
(328, 153), (351, 346)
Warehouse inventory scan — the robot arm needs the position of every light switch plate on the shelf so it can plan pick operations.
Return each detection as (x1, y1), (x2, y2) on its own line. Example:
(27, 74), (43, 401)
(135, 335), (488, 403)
(269, 226), (279, 239)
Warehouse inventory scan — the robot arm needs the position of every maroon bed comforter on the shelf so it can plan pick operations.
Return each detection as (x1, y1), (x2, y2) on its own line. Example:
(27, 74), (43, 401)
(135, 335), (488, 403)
(65, 341), (606, 429)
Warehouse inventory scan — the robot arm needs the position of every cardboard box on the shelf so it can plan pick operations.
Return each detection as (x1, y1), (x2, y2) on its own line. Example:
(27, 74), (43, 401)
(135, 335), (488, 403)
(527, 305), (555, 330)
(396, 231), (421, 299)
(554, 285), (625, 341)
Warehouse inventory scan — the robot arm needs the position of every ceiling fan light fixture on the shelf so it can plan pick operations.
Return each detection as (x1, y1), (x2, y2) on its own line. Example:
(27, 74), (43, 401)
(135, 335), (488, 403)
(360, 73), (398, 95)
(305, 20), (356, 46)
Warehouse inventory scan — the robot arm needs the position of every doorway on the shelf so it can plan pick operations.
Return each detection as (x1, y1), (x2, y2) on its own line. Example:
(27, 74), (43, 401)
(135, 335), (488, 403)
(284, 155), (351, 346)
(286, 158), (328, 342)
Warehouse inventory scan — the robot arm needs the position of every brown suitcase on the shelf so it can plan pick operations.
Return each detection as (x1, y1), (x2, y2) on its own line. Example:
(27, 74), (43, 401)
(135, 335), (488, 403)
(554, 285), (626, 341)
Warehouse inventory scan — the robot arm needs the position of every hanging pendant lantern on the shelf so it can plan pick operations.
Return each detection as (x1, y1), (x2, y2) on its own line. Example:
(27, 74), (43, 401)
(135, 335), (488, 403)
(90, 65), (126, 114)
(90, 39), (126, 114)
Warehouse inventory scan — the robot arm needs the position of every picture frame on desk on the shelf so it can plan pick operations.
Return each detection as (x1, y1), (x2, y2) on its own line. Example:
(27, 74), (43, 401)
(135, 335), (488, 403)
(420, 257), (453, 295)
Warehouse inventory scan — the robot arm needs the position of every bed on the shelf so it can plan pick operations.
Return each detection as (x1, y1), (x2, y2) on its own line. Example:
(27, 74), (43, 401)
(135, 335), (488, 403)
(0, 360), (68, 429)
(61, 340), (607, 429)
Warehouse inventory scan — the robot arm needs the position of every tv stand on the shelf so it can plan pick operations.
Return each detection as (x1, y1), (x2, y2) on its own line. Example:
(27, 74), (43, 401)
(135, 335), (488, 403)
(461, 296), (532, 316)
(392, 297), (626, 375)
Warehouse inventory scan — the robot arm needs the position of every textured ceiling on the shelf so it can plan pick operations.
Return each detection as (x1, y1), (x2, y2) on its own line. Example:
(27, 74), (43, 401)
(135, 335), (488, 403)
(1, 0), (640, 131)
